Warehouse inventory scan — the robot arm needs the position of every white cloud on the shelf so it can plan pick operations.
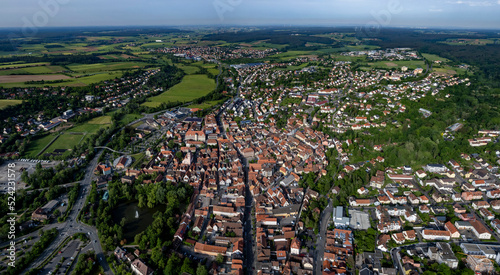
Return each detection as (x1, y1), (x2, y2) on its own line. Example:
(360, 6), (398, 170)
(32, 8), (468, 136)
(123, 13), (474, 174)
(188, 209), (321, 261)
(447, 0), (497, 6)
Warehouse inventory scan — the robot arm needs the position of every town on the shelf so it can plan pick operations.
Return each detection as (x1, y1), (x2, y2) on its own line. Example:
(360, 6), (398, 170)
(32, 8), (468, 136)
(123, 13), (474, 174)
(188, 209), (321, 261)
(0, 26), (499, 275)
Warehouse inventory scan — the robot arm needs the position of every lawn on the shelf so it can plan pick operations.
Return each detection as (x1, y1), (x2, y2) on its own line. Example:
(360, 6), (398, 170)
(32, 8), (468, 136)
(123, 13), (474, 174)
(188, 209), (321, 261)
(25, 116), (112, 157)
(130, 152), (146, 168)
(142, 74), (215, 108)
(67, 116), (112, 134)
(0, 99), (23, 110)
(87, 116), (112, 125)
(25, 133), (59, 157)
(119, 113), (143, 125)
(44, 133), (84, 153)
(177, 64), (200, 75)
(187, 100), (224, 110)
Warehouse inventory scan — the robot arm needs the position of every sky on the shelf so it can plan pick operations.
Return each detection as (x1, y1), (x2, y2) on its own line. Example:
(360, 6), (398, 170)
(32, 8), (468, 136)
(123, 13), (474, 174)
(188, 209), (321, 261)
(1, 0), (499, 29)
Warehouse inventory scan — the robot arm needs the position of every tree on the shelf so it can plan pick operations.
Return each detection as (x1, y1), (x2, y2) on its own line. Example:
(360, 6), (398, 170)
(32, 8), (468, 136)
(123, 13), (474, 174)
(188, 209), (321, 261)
(180, 257), (195, 275)
(215, 254), (224, 265)
(196, 264), (208, 275)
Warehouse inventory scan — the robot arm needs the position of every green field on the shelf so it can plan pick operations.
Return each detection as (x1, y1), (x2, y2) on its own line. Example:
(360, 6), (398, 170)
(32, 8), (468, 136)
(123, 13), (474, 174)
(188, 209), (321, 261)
(0, 62), (49, 69)
(142, 74), (215, 108)
(187, 100), (224, 110)
(273, 50), (315, 60)
(421, 53), (451, 63)
(67, 62), (150, 73)
(25, 133), (59, 157)
(177, 64), (200, 75)
(119, 113), (143, 125)
(0, 99), (23, 110)
(44, 133), (84, 153)
(0, 71), (123, 88)
(360, 60), (426, 70)
(0, 66), (57, 75)
(25, 115), (113, 157)
(68, 116), (112, 133)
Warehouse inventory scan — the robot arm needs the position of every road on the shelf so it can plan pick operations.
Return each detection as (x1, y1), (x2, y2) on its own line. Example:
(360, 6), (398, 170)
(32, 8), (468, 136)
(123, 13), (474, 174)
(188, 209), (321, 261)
(21, 150), (112, 274)
(314, 199), (333, 275)
(214, 78), (255, 274)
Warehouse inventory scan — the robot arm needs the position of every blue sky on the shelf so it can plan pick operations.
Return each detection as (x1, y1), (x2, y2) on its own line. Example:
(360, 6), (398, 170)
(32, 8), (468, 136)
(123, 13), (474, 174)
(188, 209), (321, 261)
(1, 0), (499, 29)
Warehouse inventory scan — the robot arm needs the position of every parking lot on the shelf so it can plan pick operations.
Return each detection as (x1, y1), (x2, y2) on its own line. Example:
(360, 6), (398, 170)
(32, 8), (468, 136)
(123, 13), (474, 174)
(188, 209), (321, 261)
(0, 159), (58, 192)
(349, 210), (371, 230)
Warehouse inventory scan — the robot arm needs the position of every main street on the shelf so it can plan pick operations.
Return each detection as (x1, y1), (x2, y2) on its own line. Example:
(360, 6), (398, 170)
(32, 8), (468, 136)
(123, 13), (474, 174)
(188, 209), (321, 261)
(313, 199), (333, 275)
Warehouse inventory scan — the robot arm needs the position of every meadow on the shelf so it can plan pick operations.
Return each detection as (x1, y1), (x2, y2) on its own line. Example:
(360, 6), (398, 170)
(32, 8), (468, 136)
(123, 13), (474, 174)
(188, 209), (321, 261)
(142, 74), (215, 108)
(0, 99), (23, 110)
(25, 115), (113, 157)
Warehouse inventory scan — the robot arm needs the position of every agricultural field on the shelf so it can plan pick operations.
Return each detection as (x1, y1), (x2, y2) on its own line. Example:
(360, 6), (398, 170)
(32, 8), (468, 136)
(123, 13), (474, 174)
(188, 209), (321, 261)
(0, 74), (71, 84)
(0, 62), (49, 69)
(441, 38), (498, 46)
(421, 53), (451, 63)
(433, 66), (468, 75)
(0, 72), (123, 88)
(272, 50), (316, 60)
(360, 60), (426, 70)
(142, 74), (215, 108)
(0, 99), (23, 110)
(67, 62), (151, 73)
(177, 64), (200, 75)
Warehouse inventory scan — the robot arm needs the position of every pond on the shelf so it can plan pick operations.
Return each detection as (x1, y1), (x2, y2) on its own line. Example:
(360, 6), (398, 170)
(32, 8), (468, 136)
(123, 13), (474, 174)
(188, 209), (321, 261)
(111, 200), (166, 242)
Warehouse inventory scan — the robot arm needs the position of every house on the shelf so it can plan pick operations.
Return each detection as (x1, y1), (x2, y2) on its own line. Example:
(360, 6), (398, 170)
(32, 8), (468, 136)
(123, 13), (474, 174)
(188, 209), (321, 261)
(428, 242), (459, 269)
(466, 255), (494, 273)
(472, 201), (490, 210)
(444, 221), (460, 239)
(290, 238), (301, 255)
(469, 220), (492, 240)
(425, 164), (448, 174)
(131, 259), (154, 275)
(421, 230), (451, 241)
(392, 233), (405, 244)
(194, 242), (228, 257)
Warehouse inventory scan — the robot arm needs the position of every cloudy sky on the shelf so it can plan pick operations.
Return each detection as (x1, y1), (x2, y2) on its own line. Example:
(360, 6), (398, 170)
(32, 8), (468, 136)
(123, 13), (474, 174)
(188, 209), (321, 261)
(1, 0), (499, 29)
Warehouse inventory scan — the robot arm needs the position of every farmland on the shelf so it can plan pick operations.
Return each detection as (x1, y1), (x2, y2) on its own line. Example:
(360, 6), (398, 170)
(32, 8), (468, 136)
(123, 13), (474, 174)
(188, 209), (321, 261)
(66, 62), (152, 73)
(142, 74), (215, 108)
(421, 53), (451, 63)
(0, 74), (71, 83)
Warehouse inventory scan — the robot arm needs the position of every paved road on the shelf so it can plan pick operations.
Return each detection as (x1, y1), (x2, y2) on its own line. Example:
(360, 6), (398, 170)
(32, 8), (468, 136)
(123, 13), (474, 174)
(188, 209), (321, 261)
(21, 150), (112, 275)
(314, 199), (333, 275)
